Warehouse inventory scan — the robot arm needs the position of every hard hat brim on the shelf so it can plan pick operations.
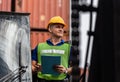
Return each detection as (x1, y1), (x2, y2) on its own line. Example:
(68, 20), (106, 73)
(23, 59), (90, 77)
(47, 23), (67, 29)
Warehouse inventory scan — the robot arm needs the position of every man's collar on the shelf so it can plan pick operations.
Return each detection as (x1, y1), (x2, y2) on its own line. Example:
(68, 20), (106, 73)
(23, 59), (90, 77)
(46, 39), (64, 46)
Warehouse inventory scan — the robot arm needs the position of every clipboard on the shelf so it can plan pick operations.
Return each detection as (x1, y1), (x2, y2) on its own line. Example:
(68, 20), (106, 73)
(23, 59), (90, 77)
(41, 55), (61, 75)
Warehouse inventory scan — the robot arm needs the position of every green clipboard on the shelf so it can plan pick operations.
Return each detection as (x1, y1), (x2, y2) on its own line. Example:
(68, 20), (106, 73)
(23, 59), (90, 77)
(41, 56), (61, 75)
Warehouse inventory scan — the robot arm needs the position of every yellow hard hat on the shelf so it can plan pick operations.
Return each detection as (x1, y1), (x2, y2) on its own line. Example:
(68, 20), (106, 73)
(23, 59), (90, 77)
(47, 16), (66, 28)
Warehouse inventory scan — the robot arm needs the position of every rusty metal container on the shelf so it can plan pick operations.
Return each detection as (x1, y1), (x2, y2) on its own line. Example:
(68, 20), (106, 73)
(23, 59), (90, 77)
(30, 31), (50, 49)
(30, 31), (69, 49)
(0, 0), (11, 11)
(15, 0), (70, 30)
(15, 0), (70, 49)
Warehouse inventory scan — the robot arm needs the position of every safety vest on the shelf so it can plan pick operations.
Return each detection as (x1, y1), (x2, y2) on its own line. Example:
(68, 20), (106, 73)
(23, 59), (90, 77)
(37, 42), (70, 80)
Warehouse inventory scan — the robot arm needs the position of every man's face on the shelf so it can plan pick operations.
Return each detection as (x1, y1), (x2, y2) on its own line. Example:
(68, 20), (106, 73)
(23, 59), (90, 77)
(49, 24), (64, 38)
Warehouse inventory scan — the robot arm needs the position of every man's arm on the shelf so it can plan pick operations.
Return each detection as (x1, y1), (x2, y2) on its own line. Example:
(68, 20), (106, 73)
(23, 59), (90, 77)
(32, 46), (41, 72)
(32, 60), (37, 72)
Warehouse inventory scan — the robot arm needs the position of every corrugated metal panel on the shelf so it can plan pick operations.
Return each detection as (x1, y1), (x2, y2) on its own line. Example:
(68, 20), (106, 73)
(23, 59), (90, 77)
(30, 31), (69, 49)
(16, 0), (70, 30)
(0, 0), (11, 11)
(30, 31), (50, 49)
(16, 0), (70, 49)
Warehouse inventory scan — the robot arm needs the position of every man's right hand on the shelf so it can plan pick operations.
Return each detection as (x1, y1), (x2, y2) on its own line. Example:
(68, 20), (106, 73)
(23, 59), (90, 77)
(32, 61), (41, 72)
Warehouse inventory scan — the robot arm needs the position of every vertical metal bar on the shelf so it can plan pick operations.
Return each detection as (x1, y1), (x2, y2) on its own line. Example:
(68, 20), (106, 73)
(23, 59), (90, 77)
(71, 0), (80, 82)
(70, 0), (72, 41)
(82, 0), (94, 82)
(11, 0), (16, 12)
(19, 42), (21, 82)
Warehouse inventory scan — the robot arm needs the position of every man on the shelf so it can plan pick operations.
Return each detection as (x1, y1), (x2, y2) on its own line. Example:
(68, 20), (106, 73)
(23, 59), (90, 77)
(32, 16), (72, 82)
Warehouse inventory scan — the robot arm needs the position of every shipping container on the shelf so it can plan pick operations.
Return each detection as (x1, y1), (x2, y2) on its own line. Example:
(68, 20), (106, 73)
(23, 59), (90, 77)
(30, 31), (50, 49)
(15, 0), (70, 30)
(16, 0), (70, 49)
(0, 0), (11, 11)
(30, 31), (69, 49)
